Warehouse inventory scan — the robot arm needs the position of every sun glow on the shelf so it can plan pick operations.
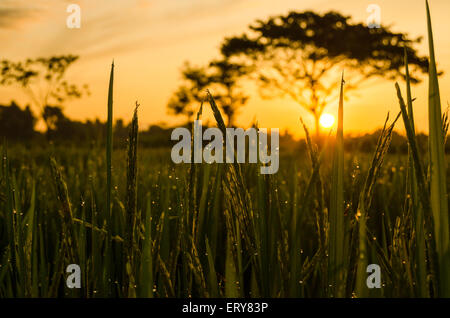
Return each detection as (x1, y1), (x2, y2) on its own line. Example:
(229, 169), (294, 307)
(319, 113), (335, 129)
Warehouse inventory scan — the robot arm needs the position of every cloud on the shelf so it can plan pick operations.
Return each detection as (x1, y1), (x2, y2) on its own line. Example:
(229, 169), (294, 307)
(0, 5), (39, 28)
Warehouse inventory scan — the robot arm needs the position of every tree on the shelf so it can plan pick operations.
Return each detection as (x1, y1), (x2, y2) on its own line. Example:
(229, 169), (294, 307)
(208, 59), (249, 126)
(168, 62), (209, 123)
(42, 105), (93, 142)
(168, 59), (249, 126)
(220, 11), (430, 137)
(0, 55), (89, 131)
(42, 105), (66, 132)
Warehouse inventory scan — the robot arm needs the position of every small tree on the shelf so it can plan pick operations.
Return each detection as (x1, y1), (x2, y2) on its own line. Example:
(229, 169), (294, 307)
(42, 106), (66, 132)
(168, 59), (249, 126)
(0, 55), (89, 131)
(220, 11), (430, 137)
(208, 59), (249, 126)
(168, 62), (209, 123)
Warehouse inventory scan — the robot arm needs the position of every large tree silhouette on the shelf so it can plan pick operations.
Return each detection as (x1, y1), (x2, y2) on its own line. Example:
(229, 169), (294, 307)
(168, 58), (249, 126)
(220, 11), (429, 137)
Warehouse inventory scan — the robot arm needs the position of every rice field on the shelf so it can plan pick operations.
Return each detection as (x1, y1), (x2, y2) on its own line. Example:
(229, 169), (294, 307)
(0, 2), (449, 298)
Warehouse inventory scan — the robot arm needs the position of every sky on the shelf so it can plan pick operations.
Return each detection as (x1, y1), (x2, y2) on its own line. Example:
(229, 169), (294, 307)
(1, 0), (450, 137)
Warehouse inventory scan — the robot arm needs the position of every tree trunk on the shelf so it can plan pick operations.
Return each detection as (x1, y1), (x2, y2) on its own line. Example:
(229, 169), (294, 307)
(314, 112), (321, 142)
(227, 114), (234, 127)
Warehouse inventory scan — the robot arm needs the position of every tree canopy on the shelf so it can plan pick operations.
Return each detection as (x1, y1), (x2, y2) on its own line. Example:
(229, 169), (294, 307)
(168, 58), (249, 126)
(220, 11), (430, 136)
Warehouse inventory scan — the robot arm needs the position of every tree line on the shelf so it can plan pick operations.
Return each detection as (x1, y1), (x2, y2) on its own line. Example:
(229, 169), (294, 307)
(0, 99), (446, 155)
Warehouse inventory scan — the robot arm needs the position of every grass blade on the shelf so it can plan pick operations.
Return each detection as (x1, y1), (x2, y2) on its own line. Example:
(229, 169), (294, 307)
(124, 102), (139, 297)
(426, 0), (450, 297)
(328, 74), (346, 297)
(105, 61), (115, 296)
(404, 49), (428, 297)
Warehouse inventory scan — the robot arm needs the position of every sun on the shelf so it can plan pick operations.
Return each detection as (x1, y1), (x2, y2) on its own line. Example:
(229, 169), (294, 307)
(319, 113), (335, 129)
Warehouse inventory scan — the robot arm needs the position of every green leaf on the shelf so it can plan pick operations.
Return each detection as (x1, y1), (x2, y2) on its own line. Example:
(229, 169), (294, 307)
(426, 0), (450, 297)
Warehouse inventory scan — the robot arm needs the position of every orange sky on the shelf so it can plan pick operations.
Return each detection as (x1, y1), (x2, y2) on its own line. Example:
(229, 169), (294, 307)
(1, 0), (450, 137)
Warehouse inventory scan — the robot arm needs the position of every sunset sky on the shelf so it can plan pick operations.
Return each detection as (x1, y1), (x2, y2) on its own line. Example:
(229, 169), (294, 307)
(1, 0), (450, 137)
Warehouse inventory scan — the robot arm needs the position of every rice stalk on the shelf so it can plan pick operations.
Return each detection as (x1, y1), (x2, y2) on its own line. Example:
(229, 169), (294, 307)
(124, 102), (139, 297)
(403, 49), (428, 297)
(355, 112), (400, 297)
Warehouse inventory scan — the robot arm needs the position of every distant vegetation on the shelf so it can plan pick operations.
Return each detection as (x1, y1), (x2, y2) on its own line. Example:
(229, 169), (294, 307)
(0, 99), (441, 154)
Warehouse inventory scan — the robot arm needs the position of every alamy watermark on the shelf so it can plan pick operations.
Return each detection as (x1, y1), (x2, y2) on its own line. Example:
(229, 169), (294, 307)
(366, 264), (381, 289)
(171, 120), (279, 174)
(366, 4), (381, 29)
(66, 4), (81, 29)
(66, 264), (81, 288)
